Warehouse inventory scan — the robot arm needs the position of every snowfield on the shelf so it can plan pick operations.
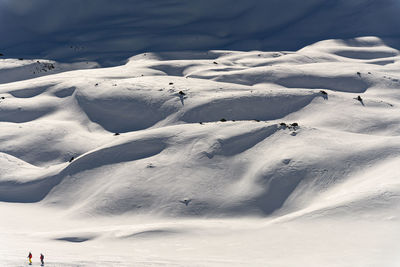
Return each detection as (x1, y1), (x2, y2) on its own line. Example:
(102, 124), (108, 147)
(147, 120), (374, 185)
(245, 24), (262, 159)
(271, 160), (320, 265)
(1, 36), (400, 266)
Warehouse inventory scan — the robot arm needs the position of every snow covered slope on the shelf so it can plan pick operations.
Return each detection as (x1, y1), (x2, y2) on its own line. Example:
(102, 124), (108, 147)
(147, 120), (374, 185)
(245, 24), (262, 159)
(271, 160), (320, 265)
(1, 35), (400, 218)
(1, 36), (400, 266)
(1, 0), (400, 65)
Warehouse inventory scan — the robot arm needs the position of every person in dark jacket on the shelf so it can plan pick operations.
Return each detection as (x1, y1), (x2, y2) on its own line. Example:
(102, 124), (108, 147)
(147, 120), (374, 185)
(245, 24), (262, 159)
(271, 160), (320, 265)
(40, 253), (45, 265)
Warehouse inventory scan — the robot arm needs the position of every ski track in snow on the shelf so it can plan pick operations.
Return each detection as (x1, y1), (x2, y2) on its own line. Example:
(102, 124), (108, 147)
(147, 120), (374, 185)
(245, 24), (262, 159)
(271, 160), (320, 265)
(1, 36), (400, 266)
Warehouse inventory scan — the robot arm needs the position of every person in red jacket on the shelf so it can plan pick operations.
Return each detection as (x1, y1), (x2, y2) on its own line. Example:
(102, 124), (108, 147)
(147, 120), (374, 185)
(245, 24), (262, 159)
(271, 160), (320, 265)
(40, 253), (45, 265)
(27, 252), (32, 265)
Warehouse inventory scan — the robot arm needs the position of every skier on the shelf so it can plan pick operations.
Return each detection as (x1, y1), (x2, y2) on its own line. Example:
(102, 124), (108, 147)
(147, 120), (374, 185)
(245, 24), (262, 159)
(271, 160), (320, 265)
(27, 252), (32, 265)
(40, 253), (45, 266)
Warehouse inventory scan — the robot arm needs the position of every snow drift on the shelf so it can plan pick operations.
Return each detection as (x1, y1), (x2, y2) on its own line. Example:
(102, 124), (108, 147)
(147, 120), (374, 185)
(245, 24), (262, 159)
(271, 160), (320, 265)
(1, 36), (400, 221)
(1, 1), (400, 265)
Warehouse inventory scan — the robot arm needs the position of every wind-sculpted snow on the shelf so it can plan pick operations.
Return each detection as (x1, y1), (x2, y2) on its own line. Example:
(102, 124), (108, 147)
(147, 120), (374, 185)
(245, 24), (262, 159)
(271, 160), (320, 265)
(180, 93), (317, 123)
(1, 37), (400, 265)
(75, 84), (179, 132)
(1, 37), (400, 219)
(0, 59), (99, 84)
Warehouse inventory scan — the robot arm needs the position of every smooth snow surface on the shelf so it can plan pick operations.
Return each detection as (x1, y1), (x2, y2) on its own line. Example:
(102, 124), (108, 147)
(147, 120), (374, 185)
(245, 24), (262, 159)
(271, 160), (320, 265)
(1, 36), (400, 266)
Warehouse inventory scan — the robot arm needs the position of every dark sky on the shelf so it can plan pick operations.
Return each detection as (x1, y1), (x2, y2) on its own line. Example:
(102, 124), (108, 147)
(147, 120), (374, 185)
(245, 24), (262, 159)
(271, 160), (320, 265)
(1, 0), (399, 65)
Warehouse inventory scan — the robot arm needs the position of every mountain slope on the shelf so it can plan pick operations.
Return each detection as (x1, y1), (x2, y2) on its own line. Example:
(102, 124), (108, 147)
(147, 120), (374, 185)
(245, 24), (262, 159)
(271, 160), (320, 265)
(1, 37), (400, 220)
(1, 0), (400, 65)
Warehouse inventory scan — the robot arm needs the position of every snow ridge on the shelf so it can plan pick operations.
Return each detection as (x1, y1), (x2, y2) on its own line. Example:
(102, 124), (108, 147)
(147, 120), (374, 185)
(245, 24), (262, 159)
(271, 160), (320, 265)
(1, 36), (400, 266)
(1, 36), (400, 219)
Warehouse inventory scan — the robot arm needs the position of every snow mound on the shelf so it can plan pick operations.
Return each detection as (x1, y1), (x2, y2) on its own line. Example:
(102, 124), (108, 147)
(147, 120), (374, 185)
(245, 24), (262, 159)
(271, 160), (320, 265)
(1, 37), (400, 221)
(0, 58), (99, 84)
